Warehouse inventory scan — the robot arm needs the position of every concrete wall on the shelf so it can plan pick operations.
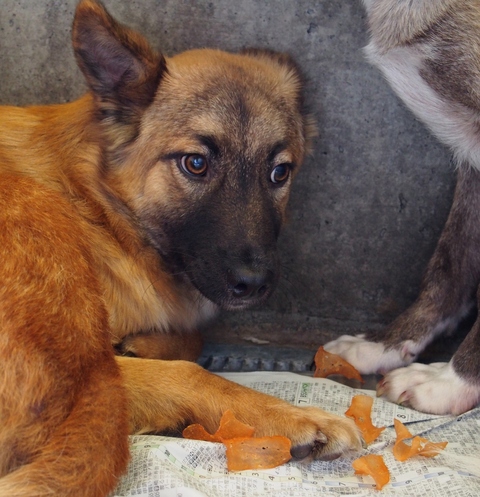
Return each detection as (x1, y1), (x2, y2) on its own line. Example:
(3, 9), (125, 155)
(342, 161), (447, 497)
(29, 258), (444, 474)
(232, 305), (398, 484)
(0, 0), (455, 348)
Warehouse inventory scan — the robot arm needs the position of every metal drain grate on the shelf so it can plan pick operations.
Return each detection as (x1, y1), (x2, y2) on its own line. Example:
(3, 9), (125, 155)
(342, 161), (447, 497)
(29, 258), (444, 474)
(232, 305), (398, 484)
(198, 343), (382, 389)
(198, 343), (315, 373)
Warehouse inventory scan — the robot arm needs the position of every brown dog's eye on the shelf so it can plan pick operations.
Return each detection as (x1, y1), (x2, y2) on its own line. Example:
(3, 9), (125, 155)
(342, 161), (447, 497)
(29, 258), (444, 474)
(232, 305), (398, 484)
(180, 154), (208, 177)
(270, 164), (290, 184)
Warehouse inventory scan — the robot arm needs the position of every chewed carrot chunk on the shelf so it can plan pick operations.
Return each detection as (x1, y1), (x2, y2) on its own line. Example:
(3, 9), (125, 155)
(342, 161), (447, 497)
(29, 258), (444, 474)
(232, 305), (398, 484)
(345, 395), (385, 444)
(393, 419), (447, 461)
(353, 454), (390, 490)
(183, 409), (254, 442)
(314, 347), (364, 383)
(224, 436), (292, 471)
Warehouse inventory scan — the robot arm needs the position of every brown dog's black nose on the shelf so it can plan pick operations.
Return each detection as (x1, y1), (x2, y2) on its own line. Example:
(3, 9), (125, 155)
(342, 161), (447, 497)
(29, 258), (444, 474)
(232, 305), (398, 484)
(227, 268), (271, 300)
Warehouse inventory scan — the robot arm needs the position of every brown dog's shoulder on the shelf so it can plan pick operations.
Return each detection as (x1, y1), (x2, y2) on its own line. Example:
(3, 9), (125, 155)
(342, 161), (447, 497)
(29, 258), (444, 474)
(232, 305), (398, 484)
(0, 173), (130, 494)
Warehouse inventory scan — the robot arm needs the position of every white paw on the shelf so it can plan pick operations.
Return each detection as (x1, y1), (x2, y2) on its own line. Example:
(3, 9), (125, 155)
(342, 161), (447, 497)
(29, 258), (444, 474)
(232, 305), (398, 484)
(323, 335), (419, 375)
(377, 362), (480, 415)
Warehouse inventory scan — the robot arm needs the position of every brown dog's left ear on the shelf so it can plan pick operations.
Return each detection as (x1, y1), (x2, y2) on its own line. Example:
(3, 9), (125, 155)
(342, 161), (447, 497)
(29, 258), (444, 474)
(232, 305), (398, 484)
(72, 0), (166, 119)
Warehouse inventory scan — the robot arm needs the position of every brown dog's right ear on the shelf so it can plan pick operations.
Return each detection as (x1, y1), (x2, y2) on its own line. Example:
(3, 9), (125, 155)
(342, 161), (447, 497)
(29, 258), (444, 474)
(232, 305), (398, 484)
(72, 0), (166, 118)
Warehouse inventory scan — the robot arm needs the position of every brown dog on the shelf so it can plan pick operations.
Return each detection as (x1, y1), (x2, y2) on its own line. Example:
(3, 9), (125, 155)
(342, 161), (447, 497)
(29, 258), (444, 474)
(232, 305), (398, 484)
(0, 1), (360, 495)
(325, 0), (480, 416)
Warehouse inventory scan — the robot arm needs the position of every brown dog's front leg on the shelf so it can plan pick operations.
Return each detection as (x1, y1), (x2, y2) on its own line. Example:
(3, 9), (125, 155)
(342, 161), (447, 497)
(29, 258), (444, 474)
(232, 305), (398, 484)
(117, 356), (361, 461)
(116, 329), (203, 361)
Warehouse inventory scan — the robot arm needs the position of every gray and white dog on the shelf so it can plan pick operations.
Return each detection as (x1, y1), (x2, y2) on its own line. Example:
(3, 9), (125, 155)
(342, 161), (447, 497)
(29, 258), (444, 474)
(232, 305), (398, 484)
(325, 0), (480, 415)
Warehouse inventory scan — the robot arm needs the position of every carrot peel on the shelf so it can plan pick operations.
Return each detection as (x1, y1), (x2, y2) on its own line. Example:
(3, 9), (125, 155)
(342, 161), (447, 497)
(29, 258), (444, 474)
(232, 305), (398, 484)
(182, 423), (220, 443)
(183, 409), (292, 471)
(182, 409), (254, 443)
(314, 347), (364, 382)
(345, 395), (385, 444)
(224, 436), (292, 471)
(393, 419), (447, 461)
(353, 454), (390, 490)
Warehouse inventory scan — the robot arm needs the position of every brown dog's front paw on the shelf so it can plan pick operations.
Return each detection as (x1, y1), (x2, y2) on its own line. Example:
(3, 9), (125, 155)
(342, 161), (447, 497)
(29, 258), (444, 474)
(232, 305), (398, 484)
(248, 404), (361, 461)
(286, 407), (362, 461)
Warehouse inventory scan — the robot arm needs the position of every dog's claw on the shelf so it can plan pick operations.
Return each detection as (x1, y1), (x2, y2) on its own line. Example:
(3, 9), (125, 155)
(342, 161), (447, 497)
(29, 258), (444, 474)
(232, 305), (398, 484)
(378, 378), (413, 407)
(397, 391), (411, 407)
(290, 430), (349, 462)
(312, 439), (341, 461)
(315, 431), (328, 444)
(291, 431), (328, 460)
(376, 378), (386, 397)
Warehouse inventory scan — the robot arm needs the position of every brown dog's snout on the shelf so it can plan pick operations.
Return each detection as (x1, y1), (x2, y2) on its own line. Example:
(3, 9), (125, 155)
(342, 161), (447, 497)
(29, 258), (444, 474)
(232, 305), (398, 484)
(227, 267), (273, 300)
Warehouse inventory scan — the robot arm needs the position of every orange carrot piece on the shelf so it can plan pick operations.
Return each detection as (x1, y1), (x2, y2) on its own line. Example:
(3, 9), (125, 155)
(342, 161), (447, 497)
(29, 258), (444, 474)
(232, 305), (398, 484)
(345, 395), (385, 444)
(393, 419), (447, 461)
(216, 409), (255, 440)
(353, 454), (390, 490)
(393, 434), (423, 462)
(314, 347), (364, 382)
(183, 410), (293, 471)
(418, 441), (449, 458)
(182, 423), (220, 442)
(224, 436), (292, 471)
(183, 409), (254, 442)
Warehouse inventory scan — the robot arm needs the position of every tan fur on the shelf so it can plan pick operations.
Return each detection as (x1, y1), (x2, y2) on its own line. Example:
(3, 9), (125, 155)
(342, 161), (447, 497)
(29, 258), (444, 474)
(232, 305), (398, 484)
(0, 1), (360, 495)
(0, 174), (130, 495)
(363, 0), (460, 52)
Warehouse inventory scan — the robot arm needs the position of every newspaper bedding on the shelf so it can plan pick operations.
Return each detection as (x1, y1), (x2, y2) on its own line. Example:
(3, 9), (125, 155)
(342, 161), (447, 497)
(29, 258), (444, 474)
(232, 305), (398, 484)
(113, 371), (480, 497)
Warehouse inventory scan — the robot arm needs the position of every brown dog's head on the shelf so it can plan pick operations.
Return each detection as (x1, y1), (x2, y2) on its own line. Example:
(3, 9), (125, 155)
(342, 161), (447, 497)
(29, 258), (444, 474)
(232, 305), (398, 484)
(73, 0), (315, 311)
